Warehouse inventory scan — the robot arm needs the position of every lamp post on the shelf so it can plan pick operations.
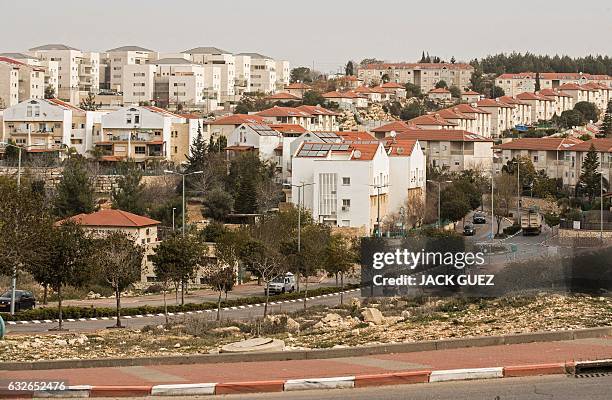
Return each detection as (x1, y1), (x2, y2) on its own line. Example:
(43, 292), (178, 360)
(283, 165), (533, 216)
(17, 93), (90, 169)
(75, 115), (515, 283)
(427, 179), (452, 229)
(164, 170), (204, 236)
(172, 207), (176, 231)
(291, 182), (314, 292)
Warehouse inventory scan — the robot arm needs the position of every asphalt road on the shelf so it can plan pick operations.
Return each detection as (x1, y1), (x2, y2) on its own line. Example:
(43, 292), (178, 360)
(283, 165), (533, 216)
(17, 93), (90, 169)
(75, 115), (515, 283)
(6, 289), (356, 334)
(166, 375), (610, 400)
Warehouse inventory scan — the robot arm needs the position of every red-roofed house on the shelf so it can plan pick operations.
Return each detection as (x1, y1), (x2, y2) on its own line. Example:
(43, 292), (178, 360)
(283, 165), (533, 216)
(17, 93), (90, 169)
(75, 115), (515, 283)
(61, 209), (160, 283)
(516, 92), (555, 121)
(265, 92), (302, 103)
(452, 103), (492, 137)
(256, 105), (339, 131)
(284, 82), (311, 97)
(379, 82), (407, 98)
(496, 72), (612, 97)
(476, 98), (516, 137)
(396, 129), (493, 171)
(204, 113), (266, 140)
(537, 89), (573, 116)
(461, 90), (482, 103)
(322, 91), (368, 108)
(407, 113), (458, 130)
(428, 87), (452, 101)
(557, 83), (590, 107)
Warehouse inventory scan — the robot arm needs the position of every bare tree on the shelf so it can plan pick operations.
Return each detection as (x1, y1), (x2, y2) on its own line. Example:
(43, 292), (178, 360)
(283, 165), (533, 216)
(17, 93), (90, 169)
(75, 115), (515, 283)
(493, 173), (517, 236)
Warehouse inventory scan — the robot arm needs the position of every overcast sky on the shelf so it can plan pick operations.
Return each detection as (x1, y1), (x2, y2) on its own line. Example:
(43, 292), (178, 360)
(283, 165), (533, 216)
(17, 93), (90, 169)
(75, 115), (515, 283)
(2, 0), (611, 72)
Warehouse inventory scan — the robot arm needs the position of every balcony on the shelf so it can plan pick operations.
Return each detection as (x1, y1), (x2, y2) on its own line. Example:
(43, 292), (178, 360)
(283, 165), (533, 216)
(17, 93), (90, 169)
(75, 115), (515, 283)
(100, 131), (161, 143)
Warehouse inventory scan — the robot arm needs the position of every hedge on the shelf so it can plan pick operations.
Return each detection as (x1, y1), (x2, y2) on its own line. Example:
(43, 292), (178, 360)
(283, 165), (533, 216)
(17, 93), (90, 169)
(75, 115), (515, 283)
(0, 284), (359, 322)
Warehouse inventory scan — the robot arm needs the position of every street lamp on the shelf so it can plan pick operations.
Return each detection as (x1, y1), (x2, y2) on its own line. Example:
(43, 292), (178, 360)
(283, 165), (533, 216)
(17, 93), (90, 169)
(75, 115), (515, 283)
(164, 170), (204, 235)
(172, 207), (176, 231)
(427, 179), (452, 229)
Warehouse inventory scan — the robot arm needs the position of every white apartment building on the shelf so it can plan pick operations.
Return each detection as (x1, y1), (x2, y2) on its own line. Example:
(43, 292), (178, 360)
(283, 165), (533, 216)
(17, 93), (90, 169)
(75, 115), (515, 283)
(498, 96), (532, 127)
(475, 98), (516, 137)
(154, 58), (207, 107)
(226, 123), (282, 163)
(291, 141), (390, 234)
(0, 58), (20, 107)
(202, 64), (221, 101)
(275, 60), (290, 90)
(255, 105), (339, 131)
(384, 139), (426, 214)
(103, 46), (157, 92)
(122, 64), (157, 104)
(27, 44), (99, 104)
(357, 62), (474, 93)
(496, 72), (612, 97)
(183, 47), (236, 102)
(238, 53), (277, 93)
(234, 54), (251, 95)
(1, 98), (105, 154)
(515, 92), (555, 122)
(0, 54), (51, 102)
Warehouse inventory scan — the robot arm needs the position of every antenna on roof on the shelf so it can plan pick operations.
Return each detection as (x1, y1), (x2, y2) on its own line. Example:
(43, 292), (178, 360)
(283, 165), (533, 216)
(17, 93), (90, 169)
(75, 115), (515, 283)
(396, 147), (404, 154)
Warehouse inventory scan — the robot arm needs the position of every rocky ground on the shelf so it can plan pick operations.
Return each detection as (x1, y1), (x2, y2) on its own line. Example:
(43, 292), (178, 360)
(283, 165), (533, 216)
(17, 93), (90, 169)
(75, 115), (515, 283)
(2, 294), (611, 362)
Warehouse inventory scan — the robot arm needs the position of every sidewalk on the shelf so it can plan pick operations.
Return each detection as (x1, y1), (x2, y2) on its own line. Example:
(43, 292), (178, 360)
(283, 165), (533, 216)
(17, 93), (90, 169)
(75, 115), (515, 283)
(2, 337), (610, 387)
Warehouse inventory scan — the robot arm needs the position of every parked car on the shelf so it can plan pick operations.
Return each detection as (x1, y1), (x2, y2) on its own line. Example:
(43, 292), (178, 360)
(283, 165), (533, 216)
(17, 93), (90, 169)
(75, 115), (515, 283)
(0, 290), (36, 312)
(463, 224), (476, 236)
(473, 213), (486, 224)
(265, 273), (296, 295)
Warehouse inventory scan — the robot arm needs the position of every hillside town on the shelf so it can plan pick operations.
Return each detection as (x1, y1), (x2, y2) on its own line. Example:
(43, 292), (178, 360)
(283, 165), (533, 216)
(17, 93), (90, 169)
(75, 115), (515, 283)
(1, 33), (612, 399)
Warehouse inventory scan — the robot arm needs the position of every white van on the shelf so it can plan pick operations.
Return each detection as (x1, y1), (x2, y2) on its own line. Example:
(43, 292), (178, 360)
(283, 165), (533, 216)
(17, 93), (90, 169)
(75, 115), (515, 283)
(266, 272), (296, 295)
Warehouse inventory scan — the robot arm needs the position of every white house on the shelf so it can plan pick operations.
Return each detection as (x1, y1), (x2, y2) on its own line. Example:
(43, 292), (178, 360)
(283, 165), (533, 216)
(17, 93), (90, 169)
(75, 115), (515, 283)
(226, 123), (282, 163)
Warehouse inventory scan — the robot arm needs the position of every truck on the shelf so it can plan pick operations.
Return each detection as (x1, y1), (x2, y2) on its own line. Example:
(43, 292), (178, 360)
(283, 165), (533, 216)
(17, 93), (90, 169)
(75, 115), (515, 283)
(521, 209), (542, 235)
(265, 272), (296, 295)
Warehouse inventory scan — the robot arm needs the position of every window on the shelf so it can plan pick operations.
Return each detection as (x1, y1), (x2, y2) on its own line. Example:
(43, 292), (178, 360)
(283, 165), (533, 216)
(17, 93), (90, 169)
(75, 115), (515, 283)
(135, 146), (146, 155)
(134, 115), (140, 124)
(342, 199), (351, 210)
(342, 177), (351, 185)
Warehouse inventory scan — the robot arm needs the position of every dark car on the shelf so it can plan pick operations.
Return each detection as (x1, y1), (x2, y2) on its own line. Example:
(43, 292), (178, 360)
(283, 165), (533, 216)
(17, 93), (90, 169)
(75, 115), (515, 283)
(473, 213), (487, 224)
(0, 290), (36, 312)
(463, 224), (476, 236)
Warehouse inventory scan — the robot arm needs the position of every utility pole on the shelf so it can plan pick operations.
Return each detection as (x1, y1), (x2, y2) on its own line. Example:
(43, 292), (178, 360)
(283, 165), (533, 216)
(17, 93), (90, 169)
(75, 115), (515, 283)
(291, 182), (314, 292)
(164, 170), (204, 236)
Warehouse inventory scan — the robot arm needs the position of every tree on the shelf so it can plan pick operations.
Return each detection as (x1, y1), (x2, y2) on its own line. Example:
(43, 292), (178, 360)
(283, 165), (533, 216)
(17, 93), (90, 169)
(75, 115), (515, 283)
(79, 92), (99, 111)
(601, 101), (612, 137)
(534, 72), (541, 92)
(399, 102), (425, 121)
(440, 186), (471, 226)
(381, 73), (390, 83)
(345, 61), (355, 76)
(558, 109), (585, 129)
(200, 221), (226, 242)
(204, 264), (235, 321)
(54, 156), (96, 217)
(493, 173), (516, 236)
(491, 86), (505, 98)
(502, 155), (537, 195)
(324, 234), (356, 304)
(469, 66), (485, 93)
(574, 101), (600, 123)
(577, 144), (602, 200)
(435, 80), (448, 89)
(450, 56), (456, 64)
(359, 58), (384, 67)
(302, 90), (325, 106)
(226, 152), (280, 214)
(44, 221), (94, 330)
(111, 162), (145, 214)
(44, 85), (56, 99)
(296, 223), (329, 309)
(95, 232), (144, 328)
(449, 86), (461, 98)
(151, 233), (202, 306)
(202, 188), (234, 221)
(185, 122), (208, 170)
(290, 67), (312, 83)
(404, 83), (422, 98)
(419, 51), (427, 63)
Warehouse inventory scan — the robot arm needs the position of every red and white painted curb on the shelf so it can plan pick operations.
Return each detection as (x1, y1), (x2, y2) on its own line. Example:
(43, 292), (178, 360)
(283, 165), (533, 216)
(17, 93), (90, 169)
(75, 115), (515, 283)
(2, 360), (583, 398)
(4, 288), (361, 326)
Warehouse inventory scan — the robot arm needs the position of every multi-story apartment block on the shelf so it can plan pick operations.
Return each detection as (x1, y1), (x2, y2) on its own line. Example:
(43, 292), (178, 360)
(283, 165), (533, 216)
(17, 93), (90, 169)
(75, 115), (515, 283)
(183, 47), (236, 102)
(234, 54), (252, 96)
(238, 53), (277, 93)
(452, 103), (492, 137)
(27, 44), (99, 104)
(0, 55), (47, 104)
(396, 129), (494, 172)
(275, 60), (290, 91)
(1, 98), (105, 154)
(103, 46), (157, 92)
(0, 58), (21, 107)
(92, 105), (195, 163)
(496, 72), (612, 97)
(515, 92), (555, 122)
(255, 105), (339, 131)
(357, 62), (474, 93)
(537, 89), (573, 116)
(154, 58), (207, 107)
(497, 96), (532, 127)
(475, 98), (516, 137)
(121, 64), (157, 105)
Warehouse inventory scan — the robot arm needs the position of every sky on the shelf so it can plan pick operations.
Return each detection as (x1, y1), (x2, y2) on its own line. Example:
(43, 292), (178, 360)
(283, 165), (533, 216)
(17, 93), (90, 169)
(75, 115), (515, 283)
(2, 0), (611, 72)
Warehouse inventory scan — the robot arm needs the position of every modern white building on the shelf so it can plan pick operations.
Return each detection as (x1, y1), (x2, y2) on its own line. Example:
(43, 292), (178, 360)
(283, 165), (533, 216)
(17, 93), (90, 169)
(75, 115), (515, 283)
(103, 46), (157, 92)
(121, 64), (157, 104)
(183, 47), (236, 102)
(234, 54), (251, 95)
(238, 53), (277, 93)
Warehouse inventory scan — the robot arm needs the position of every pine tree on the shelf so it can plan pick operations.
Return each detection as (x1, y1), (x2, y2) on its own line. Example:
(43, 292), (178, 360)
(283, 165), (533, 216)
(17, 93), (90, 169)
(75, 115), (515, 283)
(235, 178), (258, 214)
(534, 72), (541, 92)
(419, 51), (426, 63)
(600, 100), (612, 137)
(577, 144), (601, 200)
(54, 156), (96, 217)
(345, 61), (354, 76)
(111, 162), (145, 214)
(186, 122), (208, 171)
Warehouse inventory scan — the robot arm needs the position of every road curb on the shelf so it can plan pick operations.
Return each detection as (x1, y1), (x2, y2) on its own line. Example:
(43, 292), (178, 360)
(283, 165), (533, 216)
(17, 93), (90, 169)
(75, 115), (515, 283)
(6, 360), (603, 398)
(4, 326), (611, 371)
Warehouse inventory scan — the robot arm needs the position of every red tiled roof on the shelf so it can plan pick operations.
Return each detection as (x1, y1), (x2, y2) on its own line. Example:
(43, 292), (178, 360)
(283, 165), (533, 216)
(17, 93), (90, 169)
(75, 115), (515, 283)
(516, 92), (552, 101)
(179, 113), (202, 119)
(498, 96), (527, 105)
(295, 105), (340, 116)
(436, 108), (476, 120)
(209, 114), (266, 125)
(265, 92), (302, 100)
(360, 62), (473, 71)
(557, 83), (586, 91)
(453, 103), (490, 114)
(537, 89), (572, 98)
(269, 124), (307, 134)
(285, 82), (311, 89)
(143, 105), (183, 118)
(62, 209), (160, 228)
(380, 82), (404, 89)
(256, 106), (312, 118)
(384, 139), (417, 156)
(462, 90), (480, 95)
(48, 98), (85, 113)
(349, 142), (380, 160)
(568, 138), (612, 153)
(409, 114), (457, 126)
(396, 129), (493, 142)
(336, 131), (376, 141)
(370, 120), (413, 133)
(494, 137), (583, 151)
(429, 87), (450, 94)
(322, 91), (366, 99)
(497, 72), (612, 81)
(476, 99), (514, 108)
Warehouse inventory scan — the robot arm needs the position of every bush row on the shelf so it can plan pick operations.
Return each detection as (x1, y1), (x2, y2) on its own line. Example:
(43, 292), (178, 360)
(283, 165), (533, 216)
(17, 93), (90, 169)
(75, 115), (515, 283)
(0, 284), (359, 321)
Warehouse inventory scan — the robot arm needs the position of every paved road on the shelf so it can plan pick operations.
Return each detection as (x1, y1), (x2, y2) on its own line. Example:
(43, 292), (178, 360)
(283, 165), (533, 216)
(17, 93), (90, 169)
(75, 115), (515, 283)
(6, 289), (358, 334)
(178, 375), (612, 400)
